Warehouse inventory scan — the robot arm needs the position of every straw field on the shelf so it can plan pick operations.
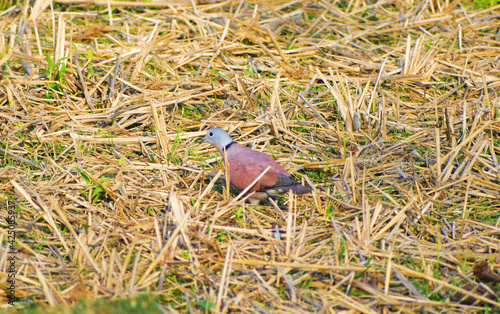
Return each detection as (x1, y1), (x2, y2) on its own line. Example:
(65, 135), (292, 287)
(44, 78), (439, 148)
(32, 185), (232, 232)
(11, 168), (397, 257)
(1, 0), (500, 312)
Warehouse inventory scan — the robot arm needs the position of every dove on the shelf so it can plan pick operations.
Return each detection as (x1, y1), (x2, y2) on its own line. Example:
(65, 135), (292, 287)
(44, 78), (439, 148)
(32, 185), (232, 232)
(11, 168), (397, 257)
(201, 127), (311, 203)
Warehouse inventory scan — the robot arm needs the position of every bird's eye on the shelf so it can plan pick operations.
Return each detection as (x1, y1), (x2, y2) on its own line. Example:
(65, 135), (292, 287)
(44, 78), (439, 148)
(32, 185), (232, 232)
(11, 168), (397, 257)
(209, 132), (214, 137)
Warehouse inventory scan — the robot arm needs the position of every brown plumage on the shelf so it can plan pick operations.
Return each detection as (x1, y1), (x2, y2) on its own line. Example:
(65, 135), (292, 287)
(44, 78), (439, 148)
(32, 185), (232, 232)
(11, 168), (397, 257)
(201, 128), (311, 203)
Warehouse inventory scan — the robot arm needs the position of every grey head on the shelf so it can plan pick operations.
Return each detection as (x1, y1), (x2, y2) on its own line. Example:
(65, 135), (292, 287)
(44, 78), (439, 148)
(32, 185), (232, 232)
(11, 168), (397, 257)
(200, 127), (233, 152)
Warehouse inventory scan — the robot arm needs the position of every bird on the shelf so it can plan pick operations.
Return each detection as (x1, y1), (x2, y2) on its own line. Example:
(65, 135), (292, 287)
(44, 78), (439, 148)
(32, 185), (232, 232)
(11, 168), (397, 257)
(201, 127), (311, 204)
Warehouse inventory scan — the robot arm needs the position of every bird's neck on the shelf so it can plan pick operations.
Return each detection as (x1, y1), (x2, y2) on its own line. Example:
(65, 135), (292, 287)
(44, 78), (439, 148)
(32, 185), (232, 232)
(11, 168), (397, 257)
(219, 141), (236, 159)
(223, 141), (235, 151)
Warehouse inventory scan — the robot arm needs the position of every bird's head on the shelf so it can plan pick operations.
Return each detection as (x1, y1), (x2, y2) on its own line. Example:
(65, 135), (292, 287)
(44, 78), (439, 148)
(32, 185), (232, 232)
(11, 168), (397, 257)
(200, 127), (233, 151)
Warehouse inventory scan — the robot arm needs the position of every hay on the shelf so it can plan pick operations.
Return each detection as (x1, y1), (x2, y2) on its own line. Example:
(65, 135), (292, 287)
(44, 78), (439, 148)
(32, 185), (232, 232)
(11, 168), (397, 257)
(1, 0), (500, 312)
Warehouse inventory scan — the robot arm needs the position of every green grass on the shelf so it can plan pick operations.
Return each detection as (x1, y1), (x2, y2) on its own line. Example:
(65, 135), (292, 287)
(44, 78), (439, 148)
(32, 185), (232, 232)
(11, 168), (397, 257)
(11, 294), (165, 314)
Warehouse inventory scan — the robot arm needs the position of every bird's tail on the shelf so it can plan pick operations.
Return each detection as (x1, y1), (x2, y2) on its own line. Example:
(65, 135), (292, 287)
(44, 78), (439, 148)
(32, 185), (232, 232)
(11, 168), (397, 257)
(291, 184), (311, 195)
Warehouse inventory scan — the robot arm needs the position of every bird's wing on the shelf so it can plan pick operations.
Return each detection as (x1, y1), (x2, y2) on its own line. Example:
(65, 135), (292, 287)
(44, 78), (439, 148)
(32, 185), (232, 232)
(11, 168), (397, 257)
(260, 172), (298, 190)
(227, 146), (284, 189)
(227, 144), (310, 195)
(227, 156), (278, 191)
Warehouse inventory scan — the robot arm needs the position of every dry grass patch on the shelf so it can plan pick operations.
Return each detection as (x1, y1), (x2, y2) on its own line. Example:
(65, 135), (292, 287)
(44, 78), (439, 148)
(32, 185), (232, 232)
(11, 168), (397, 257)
(1, 0), (500, 312)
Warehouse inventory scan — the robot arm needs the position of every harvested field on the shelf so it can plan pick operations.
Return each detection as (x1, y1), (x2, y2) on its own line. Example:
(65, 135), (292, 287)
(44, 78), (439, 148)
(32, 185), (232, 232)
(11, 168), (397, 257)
(1, 0), (500, 312)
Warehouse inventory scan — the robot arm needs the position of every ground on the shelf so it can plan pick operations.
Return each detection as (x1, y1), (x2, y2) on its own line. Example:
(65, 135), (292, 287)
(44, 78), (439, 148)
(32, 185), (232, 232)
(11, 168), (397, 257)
(1, 0), (500, 312)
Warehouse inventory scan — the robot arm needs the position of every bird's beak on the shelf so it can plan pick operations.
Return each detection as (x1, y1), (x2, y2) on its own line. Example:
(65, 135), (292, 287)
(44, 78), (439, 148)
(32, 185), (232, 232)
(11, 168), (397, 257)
(200, 136), (207, 144)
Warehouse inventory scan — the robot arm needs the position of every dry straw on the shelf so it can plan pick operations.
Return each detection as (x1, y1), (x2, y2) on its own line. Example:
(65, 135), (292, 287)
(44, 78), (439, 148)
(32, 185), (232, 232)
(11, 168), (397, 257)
(1, 0), (500, 312)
